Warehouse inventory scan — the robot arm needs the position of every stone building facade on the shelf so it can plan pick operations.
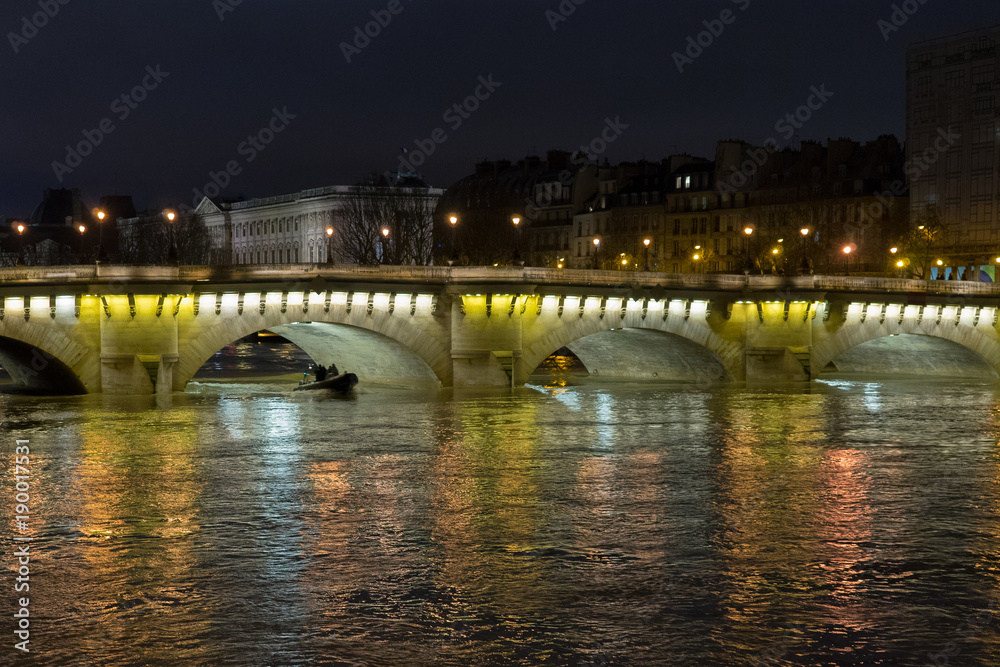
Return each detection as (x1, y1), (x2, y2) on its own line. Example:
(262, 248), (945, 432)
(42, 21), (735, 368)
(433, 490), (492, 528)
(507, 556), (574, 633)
(196, 181), (443, 265)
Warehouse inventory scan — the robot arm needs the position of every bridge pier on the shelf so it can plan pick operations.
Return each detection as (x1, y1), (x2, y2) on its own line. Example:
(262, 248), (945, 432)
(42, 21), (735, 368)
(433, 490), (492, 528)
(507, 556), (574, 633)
(99, 294), (180, 395)
(744, 347), (810, 383)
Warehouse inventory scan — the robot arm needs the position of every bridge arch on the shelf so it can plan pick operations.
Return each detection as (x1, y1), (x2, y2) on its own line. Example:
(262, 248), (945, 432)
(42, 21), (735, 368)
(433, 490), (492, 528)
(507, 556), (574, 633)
(0, 322), (93, 393)
(519, 311), (743, 384)
(176, 305), (450, 391)
(812, 317), (1000, 379)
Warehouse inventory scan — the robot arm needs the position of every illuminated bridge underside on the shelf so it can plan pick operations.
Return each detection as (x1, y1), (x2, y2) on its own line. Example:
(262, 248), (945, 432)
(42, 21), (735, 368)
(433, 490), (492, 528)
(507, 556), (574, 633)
(2, 265), (1000, 394)
(565, 329), (730, 383)
(822, 334), (999, 380)
(269, 322), (439, 387)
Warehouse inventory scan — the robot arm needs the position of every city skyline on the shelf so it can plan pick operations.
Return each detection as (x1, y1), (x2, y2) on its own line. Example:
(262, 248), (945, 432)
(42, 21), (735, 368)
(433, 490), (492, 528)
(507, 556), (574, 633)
(2, 1), (999, 217)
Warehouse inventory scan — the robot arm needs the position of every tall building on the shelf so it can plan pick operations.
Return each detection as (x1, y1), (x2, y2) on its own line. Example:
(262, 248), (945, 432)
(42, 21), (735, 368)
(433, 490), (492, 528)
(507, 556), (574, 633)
(907, 25), (1000, 276)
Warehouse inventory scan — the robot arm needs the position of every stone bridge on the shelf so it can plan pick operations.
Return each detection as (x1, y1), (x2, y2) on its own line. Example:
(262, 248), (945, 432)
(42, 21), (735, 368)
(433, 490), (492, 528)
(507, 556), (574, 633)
(1, 264), (999, 394)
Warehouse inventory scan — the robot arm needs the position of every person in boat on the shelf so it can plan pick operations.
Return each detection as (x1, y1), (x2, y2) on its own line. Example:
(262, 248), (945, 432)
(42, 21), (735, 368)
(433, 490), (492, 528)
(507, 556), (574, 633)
(311, 363), (327, 382)
(328, 362), (339, 376)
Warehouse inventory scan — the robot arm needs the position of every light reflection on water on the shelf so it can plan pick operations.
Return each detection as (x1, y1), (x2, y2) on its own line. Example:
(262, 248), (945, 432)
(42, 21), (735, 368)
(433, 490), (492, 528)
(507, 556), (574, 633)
(3, 376), (1000, 665)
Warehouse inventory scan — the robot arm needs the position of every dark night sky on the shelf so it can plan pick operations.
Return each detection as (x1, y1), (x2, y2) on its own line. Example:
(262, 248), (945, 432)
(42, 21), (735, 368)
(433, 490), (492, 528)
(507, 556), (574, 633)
(2, 0), (999, 218)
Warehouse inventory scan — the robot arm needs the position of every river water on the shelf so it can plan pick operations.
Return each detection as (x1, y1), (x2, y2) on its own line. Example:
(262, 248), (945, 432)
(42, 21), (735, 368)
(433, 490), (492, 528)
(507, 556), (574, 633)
(4, 341), (1000, 665)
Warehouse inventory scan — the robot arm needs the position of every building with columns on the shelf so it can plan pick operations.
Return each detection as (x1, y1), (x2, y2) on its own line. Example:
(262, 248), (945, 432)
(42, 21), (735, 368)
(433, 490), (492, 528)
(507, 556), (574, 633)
(196, 179), (443, 265)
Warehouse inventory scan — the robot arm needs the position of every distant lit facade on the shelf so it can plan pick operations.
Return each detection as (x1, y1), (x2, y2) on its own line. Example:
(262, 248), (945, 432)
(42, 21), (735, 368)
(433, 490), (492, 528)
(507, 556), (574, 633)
(196, 182), (442, 265)
(907, 26), (1000, 274)
(564, 137), (907, 274)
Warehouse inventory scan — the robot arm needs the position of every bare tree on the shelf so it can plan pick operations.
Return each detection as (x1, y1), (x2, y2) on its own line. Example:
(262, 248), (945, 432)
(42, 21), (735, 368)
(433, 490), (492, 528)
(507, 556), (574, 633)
(117, 211), (212, 264)
(337, 179), (436, 265)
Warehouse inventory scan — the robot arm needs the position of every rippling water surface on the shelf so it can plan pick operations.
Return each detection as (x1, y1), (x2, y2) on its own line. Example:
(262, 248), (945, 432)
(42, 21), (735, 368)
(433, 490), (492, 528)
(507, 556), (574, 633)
(5, 348), (1000, 665)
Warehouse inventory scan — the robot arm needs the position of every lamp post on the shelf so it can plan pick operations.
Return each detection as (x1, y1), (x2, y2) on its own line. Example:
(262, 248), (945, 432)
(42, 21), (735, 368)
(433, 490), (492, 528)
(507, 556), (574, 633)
(643, 238), (651, 271)
(95, 209), (107, 262)
(888, 246), (898, 278)
(799, 227), (811, 275)
(843, 245), (853, 276)
(592, 237), (601, 270)
(743, 226), (754, 274)
(325, 227), (334, 264)
(77, 224), (87, 262)
(381, 227), (390, 265)
(692, 248), (701, 274)
(448, 215), (458, 265)
(511, 215), (522, 265)
(165, 211), (178, 264)
(15, 223), (25, 266)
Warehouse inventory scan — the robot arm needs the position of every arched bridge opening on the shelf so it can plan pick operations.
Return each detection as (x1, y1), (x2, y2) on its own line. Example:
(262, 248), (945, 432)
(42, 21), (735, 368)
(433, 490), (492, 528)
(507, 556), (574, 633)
(0, 335), (87, 395)
(528, 328), (732, 386)
(185, 322), (441, 391)
(817, 333), (1000, 382)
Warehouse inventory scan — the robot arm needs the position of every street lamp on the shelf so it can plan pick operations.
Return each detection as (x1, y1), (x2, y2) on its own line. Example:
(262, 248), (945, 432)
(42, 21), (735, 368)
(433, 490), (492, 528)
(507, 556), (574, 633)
(448, 215), (458, 265)
(511, 215), (522, 265)
(643, 237), (651, 271)
(77, 224), (87, 262)
(15, 223), (25, 266)
(843, 245), (853, 276)
(94, 209), (108, 262)
(381, 227), (390, 265)
(799, 227), (811, 275)
(325, 227), (334, 264)
(743, 226), (754, 273)
(164, 210), (178, 264)
(592, 237), (600, 270)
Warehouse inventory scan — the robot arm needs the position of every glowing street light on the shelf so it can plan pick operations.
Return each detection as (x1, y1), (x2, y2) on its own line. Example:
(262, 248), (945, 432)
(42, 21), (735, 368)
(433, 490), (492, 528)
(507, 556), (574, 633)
(15, 223), (25, 266)
(843, 245), (853, 276)
(800, 227), (810, 236)
(448, 215), (459, 265)
(380, 227), (390, 265)
(95, 209), (108, 262)
(325, 227), (334, 264)
(511, 215), (522, 265)
(77, 224), (87, 261)
(643, 237), (651, 271)
(163, 210), (178, 264)
(742, 226), (754, 274)
(592, 237), (600, 270)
